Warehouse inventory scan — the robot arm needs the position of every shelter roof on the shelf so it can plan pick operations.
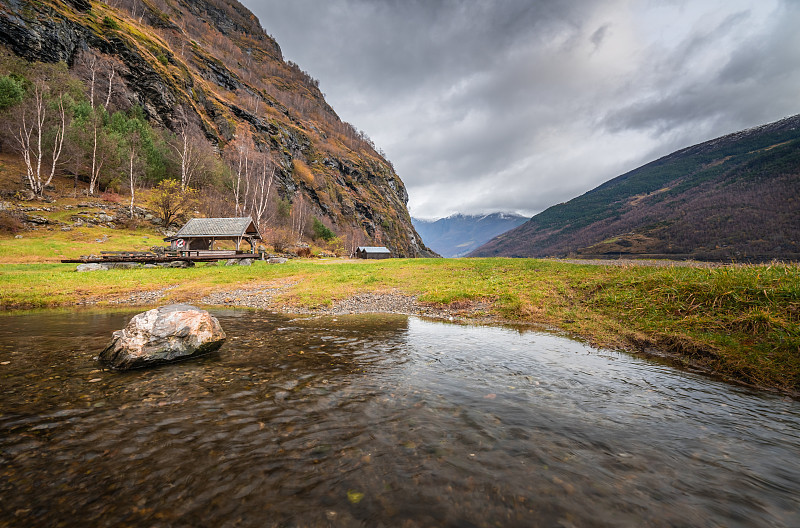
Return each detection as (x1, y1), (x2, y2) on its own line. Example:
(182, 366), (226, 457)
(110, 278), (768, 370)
(357, 246), (391, 253)
(170, 217), (261, 239)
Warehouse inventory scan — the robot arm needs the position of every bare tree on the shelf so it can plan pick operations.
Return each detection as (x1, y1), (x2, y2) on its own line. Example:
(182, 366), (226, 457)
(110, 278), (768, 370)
(250, 150), (274, 223)
(223, 126), (254, 216)
(15, 81), (67, 197)
(87, 108), (107, 196)
(345, 225), (366, 257)
(291, 193), (308, 240)
(170, 114), (208, 192)
(104, 63), (115, 109)
(87, 56), (97, 109)
(125, 129), (144, 217)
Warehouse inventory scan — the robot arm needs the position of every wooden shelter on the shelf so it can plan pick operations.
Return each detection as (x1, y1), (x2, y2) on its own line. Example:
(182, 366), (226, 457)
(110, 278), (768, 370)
(354, 246), (392, 259)
(165, 217), (262, 253)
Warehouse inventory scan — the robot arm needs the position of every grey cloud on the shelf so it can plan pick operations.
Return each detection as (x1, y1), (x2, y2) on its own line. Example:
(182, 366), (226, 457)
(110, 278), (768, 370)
(590, 24), (610, 49)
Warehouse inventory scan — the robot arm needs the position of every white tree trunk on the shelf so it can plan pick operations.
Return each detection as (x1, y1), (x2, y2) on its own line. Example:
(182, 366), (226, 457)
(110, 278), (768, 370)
(43, 96), (66, 191)
(129, 148), (136, 217)
(242, 155), (251, 215)
(234, 147), (243, 216)
(173, 122), (195, 192)
(89, 57), (97, 109)
(89, 116), (99, 195)
(252, 162), (274, 222)
(104, 64), (115, 109)
(15, 83), (64, 197)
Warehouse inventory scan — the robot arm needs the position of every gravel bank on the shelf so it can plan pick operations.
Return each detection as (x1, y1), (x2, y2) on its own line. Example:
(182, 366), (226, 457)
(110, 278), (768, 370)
(200, 287), (494, 323)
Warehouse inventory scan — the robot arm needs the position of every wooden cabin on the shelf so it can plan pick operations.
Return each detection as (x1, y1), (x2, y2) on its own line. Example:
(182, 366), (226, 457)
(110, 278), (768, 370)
(165, 217), (262, 254)
(354, 246), (392, 259)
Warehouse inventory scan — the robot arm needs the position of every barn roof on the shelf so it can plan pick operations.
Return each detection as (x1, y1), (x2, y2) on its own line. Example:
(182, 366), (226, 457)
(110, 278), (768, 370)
(357, 246), (391, 254)
(170, 217), (262, 239)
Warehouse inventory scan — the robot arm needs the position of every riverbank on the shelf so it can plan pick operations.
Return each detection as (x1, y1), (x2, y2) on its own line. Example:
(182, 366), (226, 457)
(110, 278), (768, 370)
(2, 258), (798, 394)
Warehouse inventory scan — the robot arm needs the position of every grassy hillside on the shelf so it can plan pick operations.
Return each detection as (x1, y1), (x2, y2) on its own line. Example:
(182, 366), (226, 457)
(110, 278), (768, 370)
(472, 114), (800, 261)
(0, 0), (434, 257)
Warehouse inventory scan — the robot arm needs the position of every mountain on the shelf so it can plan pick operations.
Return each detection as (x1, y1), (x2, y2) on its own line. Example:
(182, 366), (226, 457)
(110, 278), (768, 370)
(0, 0), (435, 257)
(471, 114), (800, 261)
(412, 213), (528, 258)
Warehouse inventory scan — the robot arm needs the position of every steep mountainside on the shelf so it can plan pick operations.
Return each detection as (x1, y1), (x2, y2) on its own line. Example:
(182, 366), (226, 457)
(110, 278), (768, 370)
(471, 114), (800, 261)
(412, 213), (527, 258)
(0, 0), (435, 256)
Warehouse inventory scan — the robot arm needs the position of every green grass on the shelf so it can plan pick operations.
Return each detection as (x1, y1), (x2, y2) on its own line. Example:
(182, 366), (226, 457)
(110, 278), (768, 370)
(0, 228), (159, 263)
(0, 256), (797, 393)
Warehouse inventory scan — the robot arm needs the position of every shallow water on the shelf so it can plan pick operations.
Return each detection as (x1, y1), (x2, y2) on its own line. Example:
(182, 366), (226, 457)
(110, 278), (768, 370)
(0, 309), (798, 527)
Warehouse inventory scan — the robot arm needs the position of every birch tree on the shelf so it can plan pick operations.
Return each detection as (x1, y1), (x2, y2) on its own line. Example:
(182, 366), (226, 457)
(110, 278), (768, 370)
(291, 193), (308, 240)
(223, 126), (254, 216)
(119, 119), (143, 217)
(87, 56), (97, 109)
(170, 116), (209, 192)
(250, 151), (274, 223)
(14, 81), (67, 197)
(86, 106), (111, 195)
(104, 63), (115, 109)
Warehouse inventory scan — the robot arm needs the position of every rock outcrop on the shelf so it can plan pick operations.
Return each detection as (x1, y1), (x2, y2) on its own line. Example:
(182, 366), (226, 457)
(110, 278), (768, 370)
(76, 263), (109, 272)
(99, 304), (226, 370)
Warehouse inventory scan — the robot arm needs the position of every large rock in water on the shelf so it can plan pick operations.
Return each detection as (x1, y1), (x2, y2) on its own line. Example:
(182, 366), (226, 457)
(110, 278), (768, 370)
(99, 304), (226, 370)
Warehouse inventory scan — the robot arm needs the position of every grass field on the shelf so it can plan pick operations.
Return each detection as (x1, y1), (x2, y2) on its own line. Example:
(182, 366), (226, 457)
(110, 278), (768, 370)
(1, 248), (798, 394)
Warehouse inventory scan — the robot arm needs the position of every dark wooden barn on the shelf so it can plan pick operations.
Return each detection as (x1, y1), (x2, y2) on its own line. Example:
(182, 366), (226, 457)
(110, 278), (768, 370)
(354, 246), (392, 259)
(165, 217), (262, 254)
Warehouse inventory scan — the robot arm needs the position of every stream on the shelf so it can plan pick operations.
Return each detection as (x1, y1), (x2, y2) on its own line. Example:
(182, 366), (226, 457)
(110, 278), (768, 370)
(0, 309), (798, 527)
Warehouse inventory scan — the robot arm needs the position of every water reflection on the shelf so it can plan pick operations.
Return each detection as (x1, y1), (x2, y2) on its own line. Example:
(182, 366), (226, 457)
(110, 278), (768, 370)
(0, 310), (798, 527)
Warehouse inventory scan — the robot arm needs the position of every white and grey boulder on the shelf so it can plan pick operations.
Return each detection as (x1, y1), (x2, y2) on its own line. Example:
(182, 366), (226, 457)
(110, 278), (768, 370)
(99, 304), (226, 370)
(77, 263), (110, 272)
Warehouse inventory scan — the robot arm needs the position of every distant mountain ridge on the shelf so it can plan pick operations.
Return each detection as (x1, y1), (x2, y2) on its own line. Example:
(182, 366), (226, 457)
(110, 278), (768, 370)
(412, 213), (528, 257)
(470, 113), (800, 261)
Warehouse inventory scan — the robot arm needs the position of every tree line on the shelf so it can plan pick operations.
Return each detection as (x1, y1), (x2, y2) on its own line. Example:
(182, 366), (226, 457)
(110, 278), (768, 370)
(0, 51), (349, 251)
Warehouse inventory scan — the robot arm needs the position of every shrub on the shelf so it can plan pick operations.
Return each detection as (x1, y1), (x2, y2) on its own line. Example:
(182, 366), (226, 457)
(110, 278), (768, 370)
(102, 16), (120, 30)
(312, 217), (335, 241)
(267, 227), (294, 253)
(148, 179), (198, 226)
(100, 189), (122, 203)
(117, 214), (140, 230)
(0, 211), (23, 234)
(0, 75), (24, 110)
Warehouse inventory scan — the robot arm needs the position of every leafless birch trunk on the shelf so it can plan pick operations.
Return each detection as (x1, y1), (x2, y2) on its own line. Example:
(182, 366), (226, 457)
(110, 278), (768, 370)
(15, 82), (66, 196)
(104, 64), (115, 109)
(251, 157), (274, 223)
(88, 113), (103, 195)
(129, 147), (137, 216)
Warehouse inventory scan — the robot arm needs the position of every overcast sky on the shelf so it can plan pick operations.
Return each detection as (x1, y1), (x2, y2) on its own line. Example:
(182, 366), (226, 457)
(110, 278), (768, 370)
(241, 0), (800, 220)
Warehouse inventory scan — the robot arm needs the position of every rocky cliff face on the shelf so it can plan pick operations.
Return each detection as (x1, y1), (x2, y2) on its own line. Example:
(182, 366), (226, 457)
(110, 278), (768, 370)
(0, 0), (435, 257)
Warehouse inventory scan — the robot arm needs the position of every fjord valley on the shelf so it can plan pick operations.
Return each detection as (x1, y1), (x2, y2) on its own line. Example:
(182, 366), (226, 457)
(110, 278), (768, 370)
(1, 1), (800, 526)
(471, 114), (800, 262)
(412, 212), (528, 258)
(0, 0), (434, 257)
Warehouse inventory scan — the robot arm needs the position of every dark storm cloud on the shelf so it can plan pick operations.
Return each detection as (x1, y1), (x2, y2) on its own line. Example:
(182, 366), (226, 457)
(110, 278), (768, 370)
(243, 0), (799, 219)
